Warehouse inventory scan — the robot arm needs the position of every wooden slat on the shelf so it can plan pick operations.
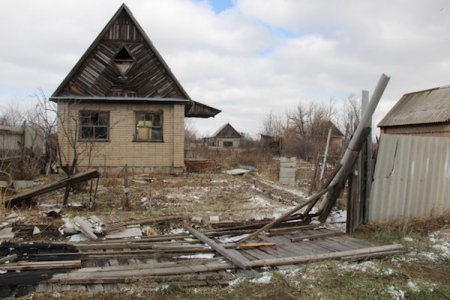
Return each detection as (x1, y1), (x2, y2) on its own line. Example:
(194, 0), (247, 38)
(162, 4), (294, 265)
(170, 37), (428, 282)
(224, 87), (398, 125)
(0, 260), (81, 271)
(247, 244), (404, 267)
(187, 227), (250, 270)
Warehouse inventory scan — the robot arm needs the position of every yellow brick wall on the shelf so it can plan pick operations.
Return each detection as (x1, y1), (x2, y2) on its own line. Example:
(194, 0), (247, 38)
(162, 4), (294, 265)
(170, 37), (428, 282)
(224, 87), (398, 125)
(57, 102), (185, 172)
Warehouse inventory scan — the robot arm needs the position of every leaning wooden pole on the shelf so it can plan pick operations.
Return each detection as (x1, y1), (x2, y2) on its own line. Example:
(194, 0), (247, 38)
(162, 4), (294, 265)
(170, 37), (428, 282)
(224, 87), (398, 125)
(319, 74), (390, 221)
(319, 128), (332, 182)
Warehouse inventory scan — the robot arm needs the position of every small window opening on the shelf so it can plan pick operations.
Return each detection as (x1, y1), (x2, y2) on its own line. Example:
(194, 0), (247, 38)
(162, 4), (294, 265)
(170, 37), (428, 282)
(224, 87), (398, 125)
(114, 46), (134, 76)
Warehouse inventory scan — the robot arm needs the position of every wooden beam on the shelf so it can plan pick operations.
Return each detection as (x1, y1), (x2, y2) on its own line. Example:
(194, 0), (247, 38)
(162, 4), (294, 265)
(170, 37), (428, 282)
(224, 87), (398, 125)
(290, 231), (345, 242)
(0, 254), (17, 264)
(236, 186), (333, 247)
(0, 260), (81, 271)
(187, 227), (250, 270)
(5, 170), (100, 208)
(246, 244), (403, 267)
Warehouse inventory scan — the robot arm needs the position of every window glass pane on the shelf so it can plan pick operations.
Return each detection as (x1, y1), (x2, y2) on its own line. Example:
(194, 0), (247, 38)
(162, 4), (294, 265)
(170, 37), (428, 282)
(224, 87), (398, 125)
(81, 127), (94, 139)
(151, 128), (162, 140)
(95, 127), (108, 139)
(90, 113), (99, 125)
(80, 114), (91, 125)
(153, 114), (161, 127)
(98, 113), (108, 125)
(145, 113), (152, 122)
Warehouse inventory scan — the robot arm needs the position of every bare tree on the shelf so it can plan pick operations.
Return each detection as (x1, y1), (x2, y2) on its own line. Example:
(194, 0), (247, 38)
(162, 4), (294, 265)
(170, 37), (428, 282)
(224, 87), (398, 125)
(340, 94), (360, 136)
(261, 111), (284, 137)
(184, 118), (198, 144)
(0, 104), (25, 127)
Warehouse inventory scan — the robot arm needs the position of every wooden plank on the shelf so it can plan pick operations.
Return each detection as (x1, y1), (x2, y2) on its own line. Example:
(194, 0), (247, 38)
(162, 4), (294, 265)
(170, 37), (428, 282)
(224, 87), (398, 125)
(0, 260), (81, 271)
(187, 227), (250, 270)
(0, 254), (17, 264)
(48, 262), (234, 284)
(247, 244), (403, 267)
(290, 231), (345, 242)
(236, 186), (334, 247)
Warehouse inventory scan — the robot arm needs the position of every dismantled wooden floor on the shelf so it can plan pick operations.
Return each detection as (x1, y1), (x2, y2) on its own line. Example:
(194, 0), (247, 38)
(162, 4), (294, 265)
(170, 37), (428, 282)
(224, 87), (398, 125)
(0, 225), (403, 295)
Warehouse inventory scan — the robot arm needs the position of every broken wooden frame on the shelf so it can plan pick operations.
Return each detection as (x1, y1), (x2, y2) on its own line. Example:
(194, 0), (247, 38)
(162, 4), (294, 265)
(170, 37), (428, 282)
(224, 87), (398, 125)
(4, 170), (100, 208)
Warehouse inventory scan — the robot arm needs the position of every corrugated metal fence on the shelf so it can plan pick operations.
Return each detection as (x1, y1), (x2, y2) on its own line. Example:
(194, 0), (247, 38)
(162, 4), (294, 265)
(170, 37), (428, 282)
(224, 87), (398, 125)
(369, 134), (450, 222)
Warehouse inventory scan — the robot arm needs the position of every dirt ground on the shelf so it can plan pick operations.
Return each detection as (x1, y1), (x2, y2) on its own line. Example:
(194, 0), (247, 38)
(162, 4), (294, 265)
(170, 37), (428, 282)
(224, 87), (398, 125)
(2, 158), (449, 299)
(0, 159), (320, 241)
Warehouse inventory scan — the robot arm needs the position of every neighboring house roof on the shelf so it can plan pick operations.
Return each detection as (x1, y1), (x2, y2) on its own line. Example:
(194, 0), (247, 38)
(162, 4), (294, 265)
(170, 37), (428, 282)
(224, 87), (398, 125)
(212, 123), (241, 138)
(50, 4), (219, 118)
(378, 86), (450, 127)
(320, 120), (344, 138)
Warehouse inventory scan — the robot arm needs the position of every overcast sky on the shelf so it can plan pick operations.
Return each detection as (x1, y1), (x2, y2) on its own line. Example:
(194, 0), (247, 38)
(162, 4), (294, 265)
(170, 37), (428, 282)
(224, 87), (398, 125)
(1, 0), (450, 137)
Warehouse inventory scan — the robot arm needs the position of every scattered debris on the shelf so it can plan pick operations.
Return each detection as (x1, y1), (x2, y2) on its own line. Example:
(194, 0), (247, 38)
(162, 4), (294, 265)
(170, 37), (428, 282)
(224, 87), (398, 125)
(210, 216), (220, 224)
(225, 168), (251, 176)
(0, 227), (14, 240)
(4, 169), (100, 208)
(105, 226), (142, 239)
(32, 226), (41, 235)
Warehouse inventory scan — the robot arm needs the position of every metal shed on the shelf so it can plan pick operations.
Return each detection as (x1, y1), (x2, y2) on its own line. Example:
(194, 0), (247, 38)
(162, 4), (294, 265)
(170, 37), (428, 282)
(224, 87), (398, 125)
(369, 134), (450, 222)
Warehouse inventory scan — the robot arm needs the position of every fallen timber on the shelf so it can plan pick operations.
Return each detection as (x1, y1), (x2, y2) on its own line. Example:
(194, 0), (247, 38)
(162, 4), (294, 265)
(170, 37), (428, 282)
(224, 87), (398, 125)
(4, 170), (100, 208)
(0, 223), (404, 296)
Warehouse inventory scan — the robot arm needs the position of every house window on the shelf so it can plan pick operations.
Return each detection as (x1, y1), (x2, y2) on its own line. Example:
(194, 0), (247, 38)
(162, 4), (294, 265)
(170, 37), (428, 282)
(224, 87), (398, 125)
(79, 111), (109, 141)
(223, 141), (233, 147)
(135, 112), (162, 142)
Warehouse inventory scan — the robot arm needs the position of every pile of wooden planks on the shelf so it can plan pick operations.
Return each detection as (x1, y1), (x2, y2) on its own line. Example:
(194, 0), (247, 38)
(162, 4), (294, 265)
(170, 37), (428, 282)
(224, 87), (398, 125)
(0, 223), (403, 296)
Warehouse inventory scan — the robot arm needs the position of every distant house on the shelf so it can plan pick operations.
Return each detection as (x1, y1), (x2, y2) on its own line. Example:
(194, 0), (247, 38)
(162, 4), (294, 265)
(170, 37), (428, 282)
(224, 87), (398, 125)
(204, 123), (241, 148)
(50, 4), (220, 173)
(318, 120), (345, 150)
(378, 87), (450, 136)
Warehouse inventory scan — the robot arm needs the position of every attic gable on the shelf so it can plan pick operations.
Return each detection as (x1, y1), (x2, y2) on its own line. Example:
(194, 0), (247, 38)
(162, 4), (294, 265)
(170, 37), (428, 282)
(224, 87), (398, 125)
(52, 4), (189, 99)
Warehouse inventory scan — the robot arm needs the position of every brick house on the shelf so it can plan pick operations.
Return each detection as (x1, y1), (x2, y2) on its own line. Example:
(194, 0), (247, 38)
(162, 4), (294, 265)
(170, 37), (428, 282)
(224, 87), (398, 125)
(51, 4), (220, 173)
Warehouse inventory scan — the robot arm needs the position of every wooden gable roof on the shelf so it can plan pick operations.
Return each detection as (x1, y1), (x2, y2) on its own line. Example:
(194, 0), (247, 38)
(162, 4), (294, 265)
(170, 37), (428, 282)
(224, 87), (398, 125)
(212, 123), (241, 138)
(50, 4), (220, 118)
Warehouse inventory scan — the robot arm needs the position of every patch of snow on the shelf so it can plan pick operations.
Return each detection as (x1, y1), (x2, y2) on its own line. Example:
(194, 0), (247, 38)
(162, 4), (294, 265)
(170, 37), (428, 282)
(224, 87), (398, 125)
(257, 177), (307, 198)
(228, 276), (245, 287)
(387, 285), (406, 300)
(328, 210), (347, 223)
(339, 261), (379, 273)
(419, 251), (439, 262)
(217, 234), (249, 243)
(211, 179), (228, 184)
(250, 272), (272, 284)
(403, 236), (415, 242)
(382, 268), (394, 275)
(249, 195), (272, 207)
(407, 280), (419, 292)
(432, 243), (450, 258)
(169, 228), (187, 235)
(69, 233), (88, 242)
(177, 253), (215, 259)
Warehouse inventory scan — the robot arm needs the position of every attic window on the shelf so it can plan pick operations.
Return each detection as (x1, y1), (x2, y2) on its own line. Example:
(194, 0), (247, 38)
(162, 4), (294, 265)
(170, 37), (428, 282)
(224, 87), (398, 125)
(114, 46), (134, 76)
